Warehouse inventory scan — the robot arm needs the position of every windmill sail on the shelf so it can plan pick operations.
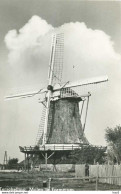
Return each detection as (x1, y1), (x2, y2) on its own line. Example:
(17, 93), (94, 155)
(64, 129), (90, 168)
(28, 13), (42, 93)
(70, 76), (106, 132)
(37, 33), (64, 145)
(4, 88), (47, 100)
(51, 33), (64, 85)
(53, 76), (108, 92)
(51, 76), (108, 100)
(35, 104), (46, 145)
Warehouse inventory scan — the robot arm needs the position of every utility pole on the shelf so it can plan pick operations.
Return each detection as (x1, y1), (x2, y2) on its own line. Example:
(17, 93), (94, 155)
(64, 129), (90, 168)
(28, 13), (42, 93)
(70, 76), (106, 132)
(3, 151), (8, 169)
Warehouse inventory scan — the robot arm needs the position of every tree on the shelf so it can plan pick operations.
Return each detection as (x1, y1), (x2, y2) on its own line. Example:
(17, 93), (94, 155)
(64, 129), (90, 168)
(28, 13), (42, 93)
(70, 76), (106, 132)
(68, 146), (106, 164)
(8, 158), (19, 169)
(105, 125), (121, 164)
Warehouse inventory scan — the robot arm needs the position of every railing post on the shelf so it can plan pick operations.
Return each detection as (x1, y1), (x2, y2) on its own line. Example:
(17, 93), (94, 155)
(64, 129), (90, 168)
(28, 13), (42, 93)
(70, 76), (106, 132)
(27, 154), (29, 172)
(45, 153), (47, 170)
(24, 153), (26, 171)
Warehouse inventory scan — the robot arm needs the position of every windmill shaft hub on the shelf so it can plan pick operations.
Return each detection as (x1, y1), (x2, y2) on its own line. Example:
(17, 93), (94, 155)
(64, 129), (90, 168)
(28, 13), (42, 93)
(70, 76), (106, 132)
(47, 85), (53, 91)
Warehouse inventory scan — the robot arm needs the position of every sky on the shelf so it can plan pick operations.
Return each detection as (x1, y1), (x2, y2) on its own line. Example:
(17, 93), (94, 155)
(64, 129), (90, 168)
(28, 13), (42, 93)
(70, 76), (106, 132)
(0, 0), (121, 163)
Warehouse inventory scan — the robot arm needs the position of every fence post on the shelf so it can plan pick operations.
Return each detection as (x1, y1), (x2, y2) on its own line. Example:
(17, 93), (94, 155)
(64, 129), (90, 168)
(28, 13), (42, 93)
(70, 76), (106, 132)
(95, 164), (99, 190)
(95, 177), (98, 191)
(48, 178), (51, 190)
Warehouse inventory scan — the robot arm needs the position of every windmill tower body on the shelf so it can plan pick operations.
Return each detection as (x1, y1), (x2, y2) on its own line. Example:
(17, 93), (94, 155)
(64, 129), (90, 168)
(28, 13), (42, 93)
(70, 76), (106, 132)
(47, 98), (86, 144)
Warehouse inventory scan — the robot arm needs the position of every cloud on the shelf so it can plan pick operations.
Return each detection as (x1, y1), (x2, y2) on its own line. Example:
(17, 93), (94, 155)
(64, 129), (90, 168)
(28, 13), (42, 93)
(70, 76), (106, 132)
(4, 16), (54, 86)
(59, 22), (120, 81)
(4, 16), (120, 84)
(5, 15), (53, 50)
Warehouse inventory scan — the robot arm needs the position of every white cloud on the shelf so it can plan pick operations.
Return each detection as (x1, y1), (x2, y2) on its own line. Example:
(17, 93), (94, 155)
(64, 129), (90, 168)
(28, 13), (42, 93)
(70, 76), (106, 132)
(5, 16), (120, 83)
(4, 16), (54, 87)
(58, 22), (120, 81)
(5, 15), (53, 50)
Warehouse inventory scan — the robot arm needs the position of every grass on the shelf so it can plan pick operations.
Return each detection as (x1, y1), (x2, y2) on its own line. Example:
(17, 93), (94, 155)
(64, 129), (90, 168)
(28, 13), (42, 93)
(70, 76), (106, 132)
(0, 171), (121, 191)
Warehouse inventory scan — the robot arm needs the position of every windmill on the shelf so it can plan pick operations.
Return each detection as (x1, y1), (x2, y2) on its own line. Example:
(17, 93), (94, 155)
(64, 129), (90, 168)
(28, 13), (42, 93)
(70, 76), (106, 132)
(5, 33), (108, 168)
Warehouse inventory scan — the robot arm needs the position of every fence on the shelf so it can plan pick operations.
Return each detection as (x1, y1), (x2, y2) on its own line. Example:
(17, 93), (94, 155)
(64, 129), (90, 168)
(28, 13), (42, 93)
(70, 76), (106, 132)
(32, 164), (74, 172)
(47, 176), (121, 191)
(75, 164), (121, 186)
